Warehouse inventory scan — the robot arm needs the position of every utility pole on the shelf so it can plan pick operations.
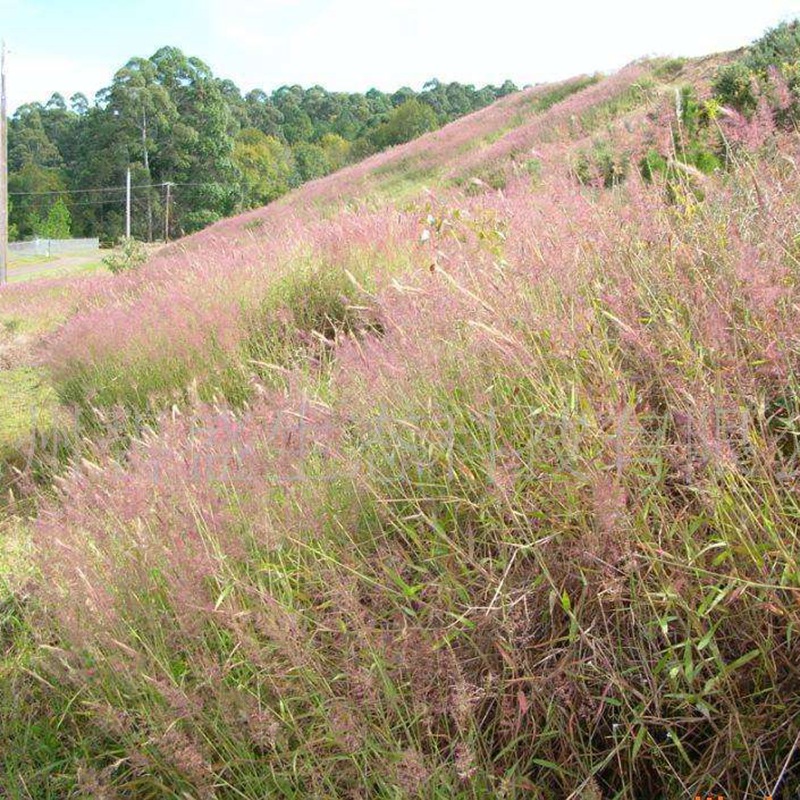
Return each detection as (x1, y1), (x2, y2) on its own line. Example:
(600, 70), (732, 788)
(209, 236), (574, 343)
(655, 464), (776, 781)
(0, 41), (8, 286)
(125, 167), (131, 239)
(164, 182), (172, 243)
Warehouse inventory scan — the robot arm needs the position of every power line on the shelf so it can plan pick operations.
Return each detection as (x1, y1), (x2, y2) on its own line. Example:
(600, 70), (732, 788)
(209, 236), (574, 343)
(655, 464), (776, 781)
(168, 181), (222, 188)
(6, 176), (227, 246)
(55, 197), (129, 208)
(9, 182), (165, 197)
(9, 186), (124, 197)
(9, 180), (223, 198)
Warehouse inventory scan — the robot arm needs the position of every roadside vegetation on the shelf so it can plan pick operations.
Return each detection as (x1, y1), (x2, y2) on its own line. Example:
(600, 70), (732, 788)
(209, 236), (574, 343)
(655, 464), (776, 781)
(2, 22), (800, 798)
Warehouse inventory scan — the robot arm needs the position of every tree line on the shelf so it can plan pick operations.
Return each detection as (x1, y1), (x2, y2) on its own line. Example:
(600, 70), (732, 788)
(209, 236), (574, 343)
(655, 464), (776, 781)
(8, 46), (518, 243)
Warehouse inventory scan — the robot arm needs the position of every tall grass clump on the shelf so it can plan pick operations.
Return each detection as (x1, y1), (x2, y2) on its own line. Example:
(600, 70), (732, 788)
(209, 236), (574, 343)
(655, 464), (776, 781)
(42, 210), (416, 432)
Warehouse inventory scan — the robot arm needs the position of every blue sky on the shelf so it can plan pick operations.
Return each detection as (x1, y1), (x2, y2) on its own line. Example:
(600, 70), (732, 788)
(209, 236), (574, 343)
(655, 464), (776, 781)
(1, 0), (799, 111)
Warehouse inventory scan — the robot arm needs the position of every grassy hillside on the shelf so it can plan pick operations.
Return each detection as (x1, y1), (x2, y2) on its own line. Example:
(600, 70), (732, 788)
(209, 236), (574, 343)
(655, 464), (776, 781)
(2, 39), (800, 798)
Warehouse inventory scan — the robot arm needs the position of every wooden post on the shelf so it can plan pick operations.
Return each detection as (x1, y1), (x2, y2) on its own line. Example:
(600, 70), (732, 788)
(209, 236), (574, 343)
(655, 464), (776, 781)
(164, 182), (172, 242)
(125, 167), (131, 239)
(0, 41), (8, 286)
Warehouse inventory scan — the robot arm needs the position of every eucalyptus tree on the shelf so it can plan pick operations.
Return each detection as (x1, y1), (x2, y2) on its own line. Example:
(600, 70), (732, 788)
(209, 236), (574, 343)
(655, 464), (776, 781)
(105, 56), (177, 238)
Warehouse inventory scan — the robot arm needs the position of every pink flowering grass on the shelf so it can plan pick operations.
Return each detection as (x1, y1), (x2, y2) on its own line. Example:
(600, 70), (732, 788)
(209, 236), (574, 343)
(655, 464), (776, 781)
(6, 55), (800, 797)
(9, 65), (657, 432)
(43, 208), (421, 428)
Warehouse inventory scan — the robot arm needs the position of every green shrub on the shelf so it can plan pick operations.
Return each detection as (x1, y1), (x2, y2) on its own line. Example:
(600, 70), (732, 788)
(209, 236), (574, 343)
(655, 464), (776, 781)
(713, 20), (800, 118)
(745, 19), (800, 73)
(684, 142), (721, 174)
(713, 62), (758, 116)
(523, 157), (542, 182)
(246, 263), (382, 374)
(677, 85), (704, 135)
(654, 58), (687, 81)
(460, 163), (508, 195)
(639, 149), (668, 182)
(280, 268), (368, 340)
(370, 99), (439, 149)
(293, 142), (331, 182)
(182, 209), (222, 234)
(639, 145), (716, 207)
(640, 86), (721, 198)
(102, 237), (148, 275)
(39, 198), (72, 239)
(574, 141), (629, 188)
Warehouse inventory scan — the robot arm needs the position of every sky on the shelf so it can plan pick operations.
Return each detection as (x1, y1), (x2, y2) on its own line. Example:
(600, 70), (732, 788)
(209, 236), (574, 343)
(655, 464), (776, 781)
(1, 0), (800, 112)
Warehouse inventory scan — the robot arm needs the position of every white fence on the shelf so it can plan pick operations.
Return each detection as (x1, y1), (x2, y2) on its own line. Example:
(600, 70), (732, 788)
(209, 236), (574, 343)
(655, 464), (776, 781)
(10, 238), (100, 256)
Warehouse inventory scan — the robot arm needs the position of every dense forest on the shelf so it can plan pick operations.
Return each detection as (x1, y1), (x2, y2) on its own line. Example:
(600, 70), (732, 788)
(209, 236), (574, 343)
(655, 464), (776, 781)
(7, 46), (518, 243)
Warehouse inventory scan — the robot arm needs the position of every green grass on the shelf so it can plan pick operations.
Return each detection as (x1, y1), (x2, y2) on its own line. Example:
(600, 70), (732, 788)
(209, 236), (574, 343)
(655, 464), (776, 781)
(374, 165), (443, 201)
(0, 367), (75, 795)
(8, 254), (53, 266)
(0, 368), (57, 453)
(0, 368), (66, 499)
(513, 74), (601, 120)
(7, 250), (109, 283)
(576, 76), (657, 134)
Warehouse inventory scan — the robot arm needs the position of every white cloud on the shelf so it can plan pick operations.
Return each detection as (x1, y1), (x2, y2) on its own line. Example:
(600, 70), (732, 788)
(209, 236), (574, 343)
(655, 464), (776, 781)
(205, 0), (800, 94)
(4, 48), (110, 110)
(6, 0), (800, 110)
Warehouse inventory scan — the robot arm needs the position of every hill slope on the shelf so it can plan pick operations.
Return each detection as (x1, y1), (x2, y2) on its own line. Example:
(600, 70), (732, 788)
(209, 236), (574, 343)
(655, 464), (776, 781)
(2, 44), (800, 798)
